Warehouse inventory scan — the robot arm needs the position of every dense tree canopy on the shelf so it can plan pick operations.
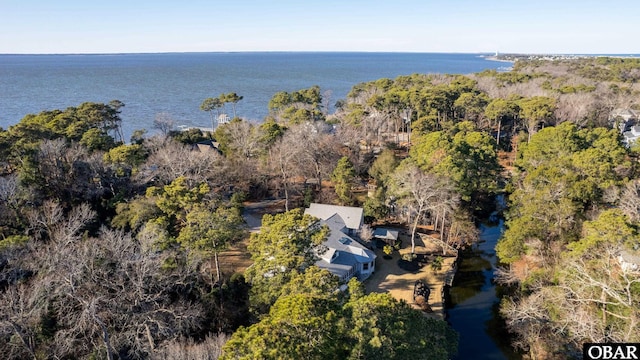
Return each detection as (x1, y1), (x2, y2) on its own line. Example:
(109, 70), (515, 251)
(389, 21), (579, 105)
(497, 122), (631, 263)
(409, 121), (501, 204)
(495, 120), (638, 358)
(484, 97), (520, 145)
(244, 209), (329, 313)
(222, 277), (458, 360)
(3, 56), (640, 359)
(0, 102), (123, 161)
(267, 85), (324, 124)
(517, 96), (556, 142)
(332, 156), (357, 206)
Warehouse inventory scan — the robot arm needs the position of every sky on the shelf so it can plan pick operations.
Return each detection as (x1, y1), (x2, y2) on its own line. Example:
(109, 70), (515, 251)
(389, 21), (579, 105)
(1, 0), (638, 54)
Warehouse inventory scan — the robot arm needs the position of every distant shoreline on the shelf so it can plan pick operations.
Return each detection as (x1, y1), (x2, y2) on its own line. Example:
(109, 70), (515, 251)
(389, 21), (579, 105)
(489, 53), (640, 62)
(484, 56), (515, 64)
(9, 51), (637, 57)
(0, 51), (527, 56)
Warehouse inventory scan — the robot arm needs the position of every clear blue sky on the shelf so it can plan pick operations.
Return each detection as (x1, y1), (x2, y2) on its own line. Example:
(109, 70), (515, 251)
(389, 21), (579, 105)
(1, 0), (638, 54)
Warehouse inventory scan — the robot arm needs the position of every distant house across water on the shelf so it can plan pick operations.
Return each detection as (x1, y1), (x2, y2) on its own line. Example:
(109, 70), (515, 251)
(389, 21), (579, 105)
(218, 114), (231, 125)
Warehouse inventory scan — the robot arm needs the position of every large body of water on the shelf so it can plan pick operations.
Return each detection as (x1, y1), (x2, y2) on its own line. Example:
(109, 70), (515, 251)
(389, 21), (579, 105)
(2, 51), (518, 355)
(0, 52), (510, 138)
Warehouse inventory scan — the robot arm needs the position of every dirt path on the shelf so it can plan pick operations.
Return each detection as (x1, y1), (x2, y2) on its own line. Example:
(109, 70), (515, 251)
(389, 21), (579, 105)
(219, 200), (286, 275)
(218, 236), (252, 275)
(242, 199), (286, 233)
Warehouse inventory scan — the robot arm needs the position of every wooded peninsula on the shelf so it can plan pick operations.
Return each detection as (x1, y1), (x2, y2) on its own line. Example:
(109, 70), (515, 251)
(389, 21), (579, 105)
(1, 56), (640, 359)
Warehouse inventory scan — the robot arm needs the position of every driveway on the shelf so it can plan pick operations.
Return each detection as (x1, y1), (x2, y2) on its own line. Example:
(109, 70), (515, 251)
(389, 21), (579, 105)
(241, 199), (286, 233)
(364, 240), (456, 319)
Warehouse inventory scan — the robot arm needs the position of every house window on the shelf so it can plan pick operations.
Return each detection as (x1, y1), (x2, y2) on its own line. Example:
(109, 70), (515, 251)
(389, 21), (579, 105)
(363, 263), (369, 271)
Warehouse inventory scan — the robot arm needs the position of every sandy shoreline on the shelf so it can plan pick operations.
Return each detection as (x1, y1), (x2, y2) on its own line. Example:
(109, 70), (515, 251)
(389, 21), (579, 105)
(484, 56), (516, 64)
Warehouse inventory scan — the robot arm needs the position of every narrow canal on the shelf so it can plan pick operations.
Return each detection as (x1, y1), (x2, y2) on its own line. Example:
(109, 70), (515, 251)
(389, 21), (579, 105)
(445, 216), (522, 360)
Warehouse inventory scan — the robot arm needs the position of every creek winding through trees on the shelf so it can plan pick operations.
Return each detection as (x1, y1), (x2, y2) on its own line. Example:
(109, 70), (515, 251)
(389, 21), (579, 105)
(445, 209), (522, 360)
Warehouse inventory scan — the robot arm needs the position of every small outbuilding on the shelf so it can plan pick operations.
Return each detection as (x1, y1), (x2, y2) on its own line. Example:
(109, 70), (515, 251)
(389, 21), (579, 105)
(373, 227), (400, 246)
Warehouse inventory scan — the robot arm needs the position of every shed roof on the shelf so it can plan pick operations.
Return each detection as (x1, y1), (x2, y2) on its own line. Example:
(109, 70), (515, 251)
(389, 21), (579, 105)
(373, 227), (400, 241)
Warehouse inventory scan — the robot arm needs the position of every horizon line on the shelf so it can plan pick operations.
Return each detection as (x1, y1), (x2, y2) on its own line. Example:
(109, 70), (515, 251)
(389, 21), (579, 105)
(1, 50), (638, 56)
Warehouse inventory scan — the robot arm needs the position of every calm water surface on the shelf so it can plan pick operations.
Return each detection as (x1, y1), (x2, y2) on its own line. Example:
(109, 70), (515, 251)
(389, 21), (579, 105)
(0, 52), (509, 138)
(1, 51), (520, 356)
(446, 218), (522, 360)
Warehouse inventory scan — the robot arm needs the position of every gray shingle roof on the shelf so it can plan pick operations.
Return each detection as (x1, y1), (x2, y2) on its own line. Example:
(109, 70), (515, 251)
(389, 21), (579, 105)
(305, 203), (363, 231)
(306, 204), (375, 280)
(373, 227), (400, 241)
(316, 254), (355, 279)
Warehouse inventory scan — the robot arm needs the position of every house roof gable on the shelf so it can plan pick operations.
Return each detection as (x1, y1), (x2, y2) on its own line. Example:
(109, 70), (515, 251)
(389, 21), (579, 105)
(320, 220), (375, 263)
(305, 203), (363, 231)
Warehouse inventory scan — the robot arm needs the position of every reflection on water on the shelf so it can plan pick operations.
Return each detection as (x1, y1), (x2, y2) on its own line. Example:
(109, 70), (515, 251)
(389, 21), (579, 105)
(445, 219), (522, 360)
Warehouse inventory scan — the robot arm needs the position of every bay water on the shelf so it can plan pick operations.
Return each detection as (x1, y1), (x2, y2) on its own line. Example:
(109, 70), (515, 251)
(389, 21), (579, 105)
(1, 52), (518, 356)
(0, 52), (509, 139)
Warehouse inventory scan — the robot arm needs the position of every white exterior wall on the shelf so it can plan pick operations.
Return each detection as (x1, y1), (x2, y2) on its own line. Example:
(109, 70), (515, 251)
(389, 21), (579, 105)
(358, 261), (375, 278)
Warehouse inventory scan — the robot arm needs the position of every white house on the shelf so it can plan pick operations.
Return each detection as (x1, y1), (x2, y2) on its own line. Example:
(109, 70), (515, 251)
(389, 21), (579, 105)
(305, 204), (376, 282)
(218, 114), (231, 125)
(618, 249), (640, 273)
(610, 108), (640, 146)
(623, 126), (640, 147)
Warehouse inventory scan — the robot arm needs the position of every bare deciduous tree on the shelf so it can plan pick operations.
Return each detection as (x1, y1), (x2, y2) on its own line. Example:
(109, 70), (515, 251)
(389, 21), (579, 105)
(268, 136), (299, 212)
(214, 121), (266, 194)
(446, 209), (478, 251)
(152, 333), (229, 360)
(0, 174), (23, 234)
(618, 180), (640, 222)
(559, 249), (640, 343)
(390, 164), (453, 254)
(0, 174), (19, 207)
(153, 112), (176, 136)
(500, 213), (640, 358)
(24, 140), (117, 206)
(500, 290), (554, 357)
(358, 224), (374, 246)
(289, 122), (341, 192)
(141, 136), (228, 190)
(1, 202), (210, 359)
(221, 121), (263, 159)
(334, 125), (376, 177)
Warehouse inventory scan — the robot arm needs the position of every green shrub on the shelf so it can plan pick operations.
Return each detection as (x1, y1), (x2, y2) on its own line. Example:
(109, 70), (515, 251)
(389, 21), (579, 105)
(383, 245), (393, 257)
